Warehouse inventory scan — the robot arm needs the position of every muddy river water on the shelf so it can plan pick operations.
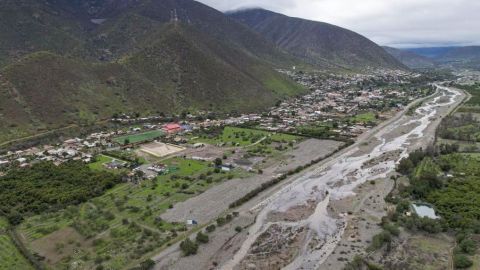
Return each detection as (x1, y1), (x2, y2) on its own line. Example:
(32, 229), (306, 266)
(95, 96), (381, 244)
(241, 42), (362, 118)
(222, 85), (462, 270)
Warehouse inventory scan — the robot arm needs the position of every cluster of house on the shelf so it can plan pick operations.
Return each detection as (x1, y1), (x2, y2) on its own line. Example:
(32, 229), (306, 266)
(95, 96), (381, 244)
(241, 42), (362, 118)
(219, 70), (423, 137)
(0, 143), (93, 169)
(0, 69), (427, 171)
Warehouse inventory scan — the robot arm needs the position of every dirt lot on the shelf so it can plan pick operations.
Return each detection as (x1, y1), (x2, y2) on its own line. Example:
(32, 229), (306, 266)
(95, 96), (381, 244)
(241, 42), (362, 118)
(139, 142), (185, 158)
(30, 227), (92, 266)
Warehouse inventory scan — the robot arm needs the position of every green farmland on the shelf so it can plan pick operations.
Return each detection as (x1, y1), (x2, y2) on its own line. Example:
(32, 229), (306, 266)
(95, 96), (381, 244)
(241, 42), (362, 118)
(190, 126), (300, 147)
(0, 217), (33, 270)
(113, 130), (165, 145)
(17, 157), (251, 269)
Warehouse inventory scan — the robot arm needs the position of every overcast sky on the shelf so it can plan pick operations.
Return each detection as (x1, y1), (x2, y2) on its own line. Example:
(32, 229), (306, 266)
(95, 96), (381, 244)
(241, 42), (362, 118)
(196, 0), (480, 48)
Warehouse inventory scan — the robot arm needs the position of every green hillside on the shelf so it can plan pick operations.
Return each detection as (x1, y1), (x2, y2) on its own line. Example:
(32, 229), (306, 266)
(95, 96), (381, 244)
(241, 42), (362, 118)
(0, 0), (305, 143)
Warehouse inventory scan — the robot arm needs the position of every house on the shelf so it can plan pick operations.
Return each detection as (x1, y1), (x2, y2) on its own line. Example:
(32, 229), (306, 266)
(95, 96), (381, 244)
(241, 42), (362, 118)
(163, 123), (183, 134)
(104, 160), (124, 170)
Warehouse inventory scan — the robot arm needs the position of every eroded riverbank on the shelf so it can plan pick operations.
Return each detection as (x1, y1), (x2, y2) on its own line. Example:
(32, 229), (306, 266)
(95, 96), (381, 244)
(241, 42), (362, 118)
(153, 85), (465, 270)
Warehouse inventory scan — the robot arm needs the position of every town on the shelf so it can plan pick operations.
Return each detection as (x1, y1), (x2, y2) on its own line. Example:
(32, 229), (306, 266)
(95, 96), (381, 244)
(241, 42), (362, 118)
(0, 69), (430, 174)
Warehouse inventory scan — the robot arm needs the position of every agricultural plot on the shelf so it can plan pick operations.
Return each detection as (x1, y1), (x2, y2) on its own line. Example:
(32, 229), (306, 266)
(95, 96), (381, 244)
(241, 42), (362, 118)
(350, 112), (377, 124)
(113, 130), (165, 145)
(190, 127), (300, 147)
(18, 157), (251, 269)
(0, 235), (33, 270)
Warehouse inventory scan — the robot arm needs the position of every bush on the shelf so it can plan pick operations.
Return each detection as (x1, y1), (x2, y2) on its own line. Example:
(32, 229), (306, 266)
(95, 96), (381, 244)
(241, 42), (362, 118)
(180, 238), (198, 256)
(454, 254), (473, 269)
(382, 223), (400, 236)
(235, 226), (243, 232)
(139, 259), (155, 270)
(196, 232), (209, 244)
(216, 217), (226, 226)
(367, 231), (392, 252)
(206, 224), (216, 233)
(459, 238), (477, 255)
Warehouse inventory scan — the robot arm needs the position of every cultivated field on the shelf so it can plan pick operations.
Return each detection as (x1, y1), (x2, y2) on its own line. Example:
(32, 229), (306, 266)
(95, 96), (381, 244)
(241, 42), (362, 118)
(0, 217), (33, 270)
(17, 157), (251, 269)
(189, 127), (300, 147)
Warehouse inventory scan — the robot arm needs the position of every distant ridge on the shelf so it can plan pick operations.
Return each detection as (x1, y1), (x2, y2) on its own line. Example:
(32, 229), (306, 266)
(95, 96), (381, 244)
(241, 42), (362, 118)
(383, 46), (437, 69)
(402, 46), (480, 69)
(228, 8), (406, 70)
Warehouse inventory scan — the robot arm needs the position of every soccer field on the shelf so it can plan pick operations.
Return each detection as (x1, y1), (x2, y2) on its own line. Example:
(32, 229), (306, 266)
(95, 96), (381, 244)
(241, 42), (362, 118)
(113, 130), (165, 145)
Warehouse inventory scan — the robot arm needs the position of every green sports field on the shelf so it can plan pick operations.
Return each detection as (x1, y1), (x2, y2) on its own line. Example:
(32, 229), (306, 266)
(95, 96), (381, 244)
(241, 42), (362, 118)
(113, 130), (165, 145)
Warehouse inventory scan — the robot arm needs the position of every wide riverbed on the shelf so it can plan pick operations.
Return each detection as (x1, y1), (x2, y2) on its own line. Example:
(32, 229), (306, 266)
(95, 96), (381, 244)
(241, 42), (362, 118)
(222, 85), (462, 270)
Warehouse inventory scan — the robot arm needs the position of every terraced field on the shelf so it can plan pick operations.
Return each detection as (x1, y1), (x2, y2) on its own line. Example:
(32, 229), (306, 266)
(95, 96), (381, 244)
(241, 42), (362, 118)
(0, 217), (33, 270)
(0, 235), (33, 270)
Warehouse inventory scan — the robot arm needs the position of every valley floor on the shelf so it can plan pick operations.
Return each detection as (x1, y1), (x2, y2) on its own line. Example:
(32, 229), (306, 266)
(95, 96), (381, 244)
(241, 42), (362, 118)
(151, 85), (465, 270)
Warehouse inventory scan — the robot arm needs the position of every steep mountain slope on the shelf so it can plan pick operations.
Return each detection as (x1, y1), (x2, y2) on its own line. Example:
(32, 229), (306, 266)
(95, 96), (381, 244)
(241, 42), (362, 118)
(228, 9), (405, 70)
(0, 0), (305, 143)
(383, 46), (437, 69)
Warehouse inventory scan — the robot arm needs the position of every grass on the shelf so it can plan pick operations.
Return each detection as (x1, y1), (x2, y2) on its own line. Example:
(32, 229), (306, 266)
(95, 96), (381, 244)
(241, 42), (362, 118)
(18, 157), (252, 269)
(113, 130), (165, 145)
(0, 218), (8, 231)
(88, 155), (115, 171)
(0, 235), (33, 270)
(350, 112), (377, 123)
(190, 127), (299, 147)
(0, 217), (33, 270)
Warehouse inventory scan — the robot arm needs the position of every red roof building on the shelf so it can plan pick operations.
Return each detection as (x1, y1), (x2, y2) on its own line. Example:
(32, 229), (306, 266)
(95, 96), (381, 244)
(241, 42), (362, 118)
(163, 123), (183, 134)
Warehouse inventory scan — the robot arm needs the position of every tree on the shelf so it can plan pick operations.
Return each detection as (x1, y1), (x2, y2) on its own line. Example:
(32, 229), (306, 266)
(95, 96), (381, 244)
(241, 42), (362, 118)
(397, 158), (414, 175)
(124, 138), (130, 145)
(180, 238), (198, 256)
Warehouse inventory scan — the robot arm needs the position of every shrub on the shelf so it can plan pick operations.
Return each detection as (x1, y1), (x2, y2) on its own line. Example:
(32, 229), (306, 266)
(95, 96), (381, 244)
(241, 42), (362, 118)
(454, 254), (473, 269)
(367, 231), (392, 252)
(459, 238), (477, 255)
(206, 224), (216, 233)
(180, 238), (198, 256)
(196, 232), (209, 244)
(216, 217), (226, 226)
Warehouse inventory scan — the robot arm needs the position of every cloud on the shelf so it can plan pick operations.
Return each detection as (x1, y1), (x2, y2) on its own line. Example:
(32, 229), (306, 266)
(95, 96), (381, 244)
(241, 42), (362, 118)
(196, 0), (480, 48)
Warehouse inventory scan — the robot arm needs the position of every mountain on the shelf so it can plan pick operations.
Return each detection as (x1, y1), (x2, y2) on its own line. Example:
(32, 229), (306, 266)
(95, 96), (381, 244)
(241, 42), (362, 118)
(405, 46), (480, 70)
(404, 47), (455, 59)
(228, 9), (405, 70)
(383, 46), (437, 69)
(0, 0), (305, 143)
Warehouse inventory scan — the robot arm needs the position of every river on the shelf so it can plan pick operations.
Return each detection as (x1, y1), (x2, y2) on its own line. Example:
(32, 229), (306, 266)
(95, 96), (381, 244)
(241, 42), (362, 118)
(222, 85), (462, 270)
